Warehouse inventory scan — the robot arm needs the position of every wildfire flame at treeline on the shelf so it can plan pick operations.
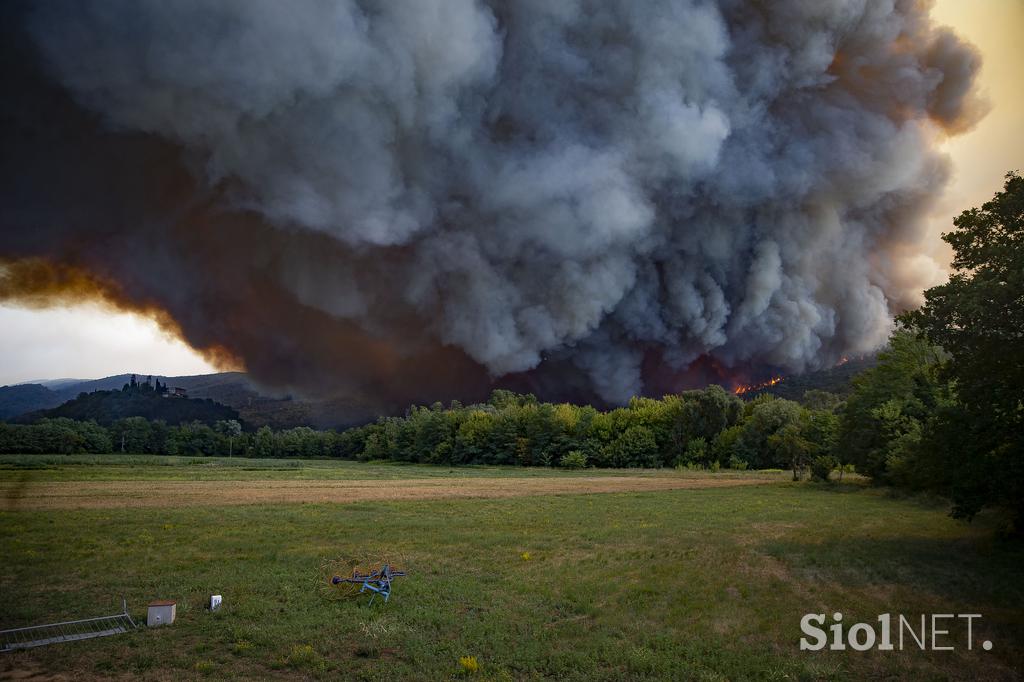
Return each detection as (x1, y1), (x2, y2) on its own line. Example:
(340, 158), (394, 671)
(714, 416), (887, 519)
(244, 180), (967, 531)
(733, 376), (784, 397)
(0, 1), (985, 408)
(731, 356), (851, 397)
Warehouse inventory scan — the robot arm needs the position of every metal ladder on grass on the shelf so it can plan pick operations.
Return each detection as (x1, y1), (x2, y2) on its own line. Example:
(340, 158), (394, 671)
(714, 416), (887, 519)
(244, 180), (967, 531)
(1, 599), (137, 651)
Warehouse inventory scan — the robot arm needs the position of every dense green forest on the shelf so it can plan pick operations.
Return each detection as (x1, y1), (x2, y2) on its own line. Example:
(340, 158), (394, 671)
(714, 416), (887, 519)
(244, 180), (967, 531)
(0, 384), (823, 471)
(1, 173), (1020, 528)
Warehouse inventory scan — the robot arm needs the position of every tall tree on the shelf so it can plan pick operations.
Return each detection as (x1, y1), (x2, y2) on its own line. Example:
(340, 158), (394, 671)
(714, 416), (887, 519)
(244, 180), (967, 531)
(835, 330), (947, 480)
(900, 171), (1024, 524)
(216, 419), (242, 457)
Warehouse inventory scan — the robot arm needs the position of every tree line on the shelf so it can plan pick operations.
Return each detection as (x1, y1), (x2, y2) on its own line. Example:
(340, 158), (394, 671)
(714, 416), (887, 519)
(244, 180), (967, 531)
(0, 385), (837, 473)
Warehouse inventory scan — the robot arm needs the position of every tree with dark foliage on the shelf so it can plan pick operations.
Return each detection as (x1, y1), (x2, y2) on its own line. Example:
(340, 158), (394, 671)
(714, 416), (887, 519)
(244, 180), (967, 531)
(900, 172), (1024, 527)
(835, 330), (948, 481)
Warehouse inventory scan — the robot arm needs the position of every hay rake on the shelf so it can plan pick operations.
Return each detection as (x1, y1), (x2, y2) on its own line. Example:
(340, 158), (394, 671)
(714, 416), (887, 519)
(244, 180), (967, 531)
(1, 599), (137, 652)
(332, 564), (406, 605)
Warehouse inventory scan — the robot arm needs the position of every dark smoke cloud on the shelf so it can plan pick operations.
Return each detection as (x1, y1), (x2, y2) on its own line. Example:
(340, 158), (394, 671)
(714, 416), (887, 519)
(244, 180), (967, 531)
(0, 0), (985, 406)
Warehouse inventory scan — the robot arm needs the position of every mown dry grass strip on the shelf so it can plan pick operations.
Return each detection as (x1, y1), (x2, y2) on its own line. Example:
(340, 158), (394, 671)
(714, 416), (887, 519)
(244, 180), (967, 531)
(0, 475), (774, 510)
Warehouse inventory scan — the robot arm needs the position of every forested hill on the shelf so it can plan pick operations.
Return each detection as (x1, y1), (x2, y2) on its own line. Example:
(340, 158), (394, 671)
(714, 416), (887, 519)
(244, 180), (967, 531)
(0, 383), (56, 421)
(22, 388), (240, 426)
(743, 356), (878, 401)
(0, 372), (383, 428)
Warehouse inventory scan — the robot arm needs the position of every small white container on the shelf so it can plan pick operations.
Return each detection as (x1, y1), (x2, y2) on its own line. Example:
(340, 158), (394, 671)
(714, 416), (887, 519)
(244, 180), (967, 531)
(210, 594), (222, 611)
(147, 600), (176, 627)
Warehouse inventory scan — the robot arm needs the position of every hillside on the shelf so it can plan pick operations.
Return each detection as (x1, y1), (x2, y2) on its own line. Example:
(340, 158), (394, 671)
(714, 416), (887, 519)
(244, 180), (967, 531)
(742, 356), (878, 402)
(22, 387), (240, 426)
(0, 372), (384, 429)
(0, 383), (63, 420)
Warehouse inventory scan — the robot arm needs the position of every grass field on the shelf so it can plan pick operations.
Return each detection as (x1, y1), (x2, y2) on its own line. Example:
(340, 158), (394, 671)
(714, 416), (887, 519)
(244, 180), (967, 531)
(0, 454), (784, 481)
(1, 456), (1022, 680)
(0, 455), (781, 512)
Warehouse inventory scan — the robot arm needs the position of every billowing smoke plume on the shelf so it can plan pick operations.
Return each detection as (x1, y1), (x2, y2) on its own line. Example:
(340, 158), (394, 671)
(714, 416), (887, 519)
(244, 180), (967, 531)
(0, 0), (985, 406)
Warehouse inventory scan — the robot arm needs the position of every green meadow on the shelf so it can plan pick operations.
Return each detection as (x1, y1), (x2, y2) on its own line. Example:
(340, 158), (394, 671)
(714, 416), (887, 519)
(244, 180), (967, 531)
(1, 457), (1022, 680)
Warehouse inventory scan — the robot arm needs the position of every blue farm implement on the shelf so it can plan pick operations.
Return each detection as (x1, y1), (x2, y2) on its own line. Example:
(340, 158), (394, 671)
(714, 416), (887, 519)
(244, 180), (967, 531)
(331, 564), (406, 605)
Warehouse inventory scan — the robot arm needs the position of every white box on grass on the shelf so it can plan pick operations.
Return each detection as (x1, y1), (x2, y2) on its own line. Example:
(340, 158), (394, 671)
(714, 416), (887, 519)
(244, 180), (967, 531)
(147, 600), (176, 627)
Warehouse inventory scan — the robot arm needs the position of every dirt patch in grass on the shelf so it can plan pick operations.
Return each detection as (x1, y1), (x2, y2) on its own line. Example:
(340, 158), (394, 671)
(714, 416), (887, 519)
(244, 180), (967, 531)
(0, 476), (771, 511)
(0, 662), (74, 681)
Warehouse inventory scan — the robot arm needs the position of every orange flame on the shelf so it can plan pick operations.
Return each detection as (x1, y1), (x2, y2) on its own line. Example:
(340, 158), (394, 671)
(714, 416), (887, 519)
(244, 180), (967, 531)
(733, 375), (784, 396)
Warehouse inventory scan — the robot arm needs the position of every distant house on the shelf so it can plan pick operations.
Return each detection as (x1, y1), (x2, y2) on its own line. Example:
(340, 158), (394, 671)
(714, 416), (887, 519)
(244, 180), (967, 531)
(164, 387), (188, 398)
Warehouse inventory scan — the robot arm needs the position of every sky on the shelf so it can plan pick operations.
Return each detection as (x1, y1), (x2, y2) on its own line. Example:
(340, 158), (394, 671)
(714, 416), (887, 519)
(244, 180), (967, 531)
(0, 304), (218, 384)
(926, 0), (1024, 263)
(1, 0), (1021, 387)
